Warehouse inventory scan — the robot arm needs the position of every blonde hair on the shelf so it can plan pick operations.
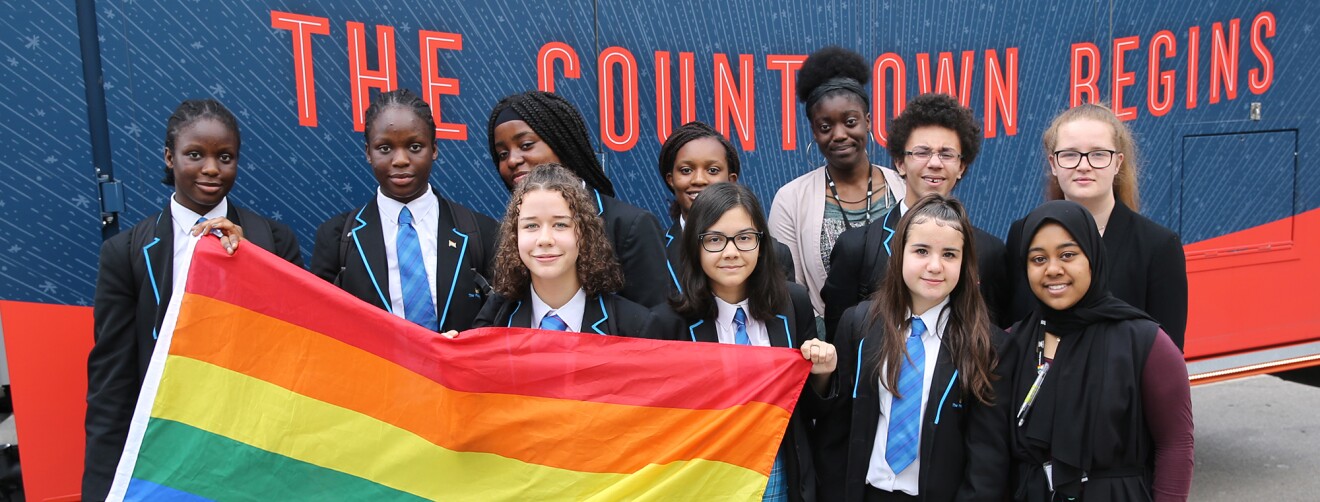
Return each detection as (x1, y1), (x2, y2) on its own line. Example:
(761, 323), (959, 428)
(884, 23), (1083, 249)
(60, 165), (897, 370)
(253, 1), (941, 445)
(1041, 103), (1141, 211)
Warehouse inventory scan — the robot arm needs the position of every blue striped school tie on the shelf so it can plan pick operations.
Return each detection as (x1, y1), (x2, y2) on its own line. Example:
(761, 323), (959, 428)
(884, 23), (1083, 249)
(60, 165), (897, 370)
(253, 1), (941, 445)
(733, 307), (750, 345)
(539, 312), (568, 331)
(885, 316), (927, 473)
(396, 207), (438, 331)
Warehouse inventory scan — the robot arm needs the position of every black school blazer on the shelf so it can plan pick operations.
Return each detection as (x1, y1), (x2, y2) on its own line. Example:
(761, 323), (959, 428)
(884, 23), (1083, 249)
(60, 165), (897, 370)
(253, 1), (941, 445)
(310, 188), (498, 333)
(814, 302), (1006, 502)
(84, 202), (302, 501)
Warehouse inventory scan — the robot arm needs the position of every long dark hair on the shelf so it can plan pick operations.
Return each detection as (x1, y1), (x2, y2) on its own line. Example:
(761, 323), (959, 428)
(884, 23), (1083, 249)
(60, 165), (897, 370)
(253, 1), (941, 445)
(866, 194), (997, 405)
(486, 91), (616, 197)
(657, 121), (741, 220)
(670, 182), (787, 322)
(491, 164), (624, 299)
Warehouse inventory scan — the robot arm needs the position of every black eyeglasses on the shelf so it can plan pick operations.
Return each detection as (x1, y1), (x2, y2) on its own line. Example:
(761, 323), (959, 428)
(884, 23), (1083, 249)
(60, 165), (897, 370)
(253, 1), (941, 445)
(699, 231), (762, 252)
(904, 148), (962, 165)
(1053, 149), (1117, 169)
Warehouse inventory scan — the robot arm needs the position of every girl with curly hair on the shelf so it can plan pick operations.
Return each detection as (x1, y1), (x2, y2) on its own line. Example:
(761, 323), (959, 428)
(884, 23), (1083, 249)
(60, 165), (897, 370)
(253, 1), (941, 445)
(472, 164), (678, 339)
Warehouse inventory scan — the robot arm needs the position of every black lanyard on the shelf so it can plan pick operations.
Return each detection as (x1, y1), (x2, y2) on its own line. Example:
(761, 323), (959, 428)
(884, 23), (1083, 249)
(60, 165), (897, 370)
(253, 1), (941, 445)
(824, 165), (874, 228)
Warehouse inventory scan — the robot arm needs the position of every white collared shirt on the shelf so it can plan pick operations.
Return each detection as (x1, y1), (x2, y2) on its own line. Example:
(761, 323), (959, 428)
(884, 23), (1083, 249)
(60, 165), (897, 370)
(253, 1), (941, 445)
(169, 194), (228, 283)
(714, 296), (770, 347)
(531, 286), (588, 333)
(898, 199), (910, 217)
(865, 296), (950, 495)
(376, 188), (439, 320)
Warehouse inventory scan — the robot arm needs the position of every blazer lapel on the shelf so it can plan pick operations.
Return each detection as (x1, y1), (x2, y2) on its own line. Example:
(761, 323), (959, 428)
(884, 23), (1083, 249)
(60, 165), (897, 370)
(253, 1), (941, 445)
(767, 313), (795, 348)
(920, 341), (957, 466)
(350, 198), (391, 311)
(146, 207), (174, 333)
(881, 205), (902, 254)
(687, 319), (718, 343)
(584, 294), (611, 335)
(432, 190), (468, 329)
(664, 219), (682, 292)
(506, 300), (532, 328)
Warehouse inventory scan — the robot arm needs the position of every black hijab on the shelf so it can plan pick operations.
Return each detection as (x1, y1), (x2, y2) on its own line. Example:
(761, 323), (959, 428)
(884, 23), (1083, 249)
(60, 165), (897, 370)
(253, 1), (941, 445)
(1013, 200), (1157, 497)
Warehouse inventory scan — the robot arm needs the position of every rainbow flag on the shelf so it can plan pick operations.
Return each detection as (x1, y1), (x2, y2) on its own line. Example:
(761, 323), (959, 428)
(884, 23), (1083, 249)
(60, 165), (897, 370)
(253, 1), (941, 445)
(107, 238), (810, 500)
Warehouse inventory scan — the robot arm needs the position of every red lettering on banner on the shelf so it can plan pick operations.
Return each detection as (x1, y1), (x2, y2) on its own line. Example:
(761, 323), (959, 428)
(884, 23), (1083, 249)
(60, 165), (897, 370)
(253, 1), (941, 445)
(346, 22), (397, 133)
(679, 52), (697, 125)
(270, 11), (330, 127)
(598, 47), (639, 152)
(916, 52), (974, 107)
(714, 54), (756, 150)
(656, 51), (673, 143)
(537, 42), (580, 93)
(871, 53), (906, 147)
(984, 48), (1018, 138)
(767, 55), (806, 151)
(1147, 30), (1177, 117)
(1111, 36), (1140, 121)
(1187, 26), (1200, 109)
(418, 30), (465, 141)
(1249, 11), (1276, 94)
(1070, 43), (1100, 107)
(1210, 19), (1241, 104)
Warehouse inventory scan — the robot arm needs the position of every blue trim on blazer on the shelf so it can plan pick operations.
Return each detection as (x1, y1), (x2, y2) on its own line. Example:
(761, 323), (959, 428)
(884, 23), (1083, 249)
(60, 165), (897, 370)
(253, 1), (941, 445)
(934, 370), (959, 425)
(776, 314), (793, 347)
(507, 301), (522, 327)
(666, 262), (682, 293)
(593, 190), (605, 216)
(688, 319), (704, 342)
(591, 295), (609, 334)
(881, 207), (898, 252)
(142, 237), (162, 339)
(351, 205), (391, 313)
(439, 227), (470, 329)
(853, 337), (866, 398)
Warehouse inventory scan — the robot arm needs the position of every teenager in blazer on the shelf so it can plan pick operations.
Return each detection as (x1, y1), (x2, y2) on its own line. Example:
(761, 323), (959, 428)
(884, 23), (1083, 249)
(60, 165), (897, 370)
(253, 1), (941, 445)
(823, 94), (1010, 340)
(769, 47), (905, 322)
(84, 99), (302, 501)
(653, 182), (837, 502)
(814, 194), (1003, 502)
(1005, 103), (1187, 350)
(655, 121), (793, 292)
(311, 89), (498, 333)
(471, 164), (678, 340)
(488, 91), (669, 308)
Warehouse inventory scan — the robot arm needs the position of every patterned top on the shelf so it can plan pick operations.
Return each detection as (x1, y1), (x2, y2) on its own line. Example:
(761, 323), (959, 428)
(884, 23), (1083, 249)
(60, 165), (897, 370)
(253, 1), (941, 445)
(820, 191), (895, 272)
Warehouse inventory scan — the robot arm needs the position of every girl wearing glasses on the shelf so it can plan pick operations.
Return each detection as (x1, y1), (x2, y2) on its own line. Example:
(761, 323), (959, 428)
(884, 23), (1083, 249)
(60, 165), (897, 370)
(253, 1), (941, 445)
(813, 193), (1003, 502)
(469, 164), (678, 340)
(769, 46), (906, 331)
(1005, 104), (1188, 350)
(656, 181), (835, 502)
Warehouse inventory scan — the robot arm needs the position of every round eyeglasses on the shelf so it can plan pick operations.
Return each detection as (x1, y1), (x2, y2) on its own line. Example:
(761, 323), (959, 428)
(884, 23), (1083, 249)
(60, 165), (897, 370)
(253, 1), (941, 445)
(1053, 149), (1117, 169)
(699, 231), (762, 253)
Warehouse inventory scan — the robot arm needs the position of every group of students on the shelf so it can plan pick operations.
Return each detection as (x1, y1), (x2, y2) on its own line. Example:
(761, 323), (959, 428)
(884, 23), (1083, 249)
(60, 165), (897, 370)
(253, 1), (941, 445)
(84, 44), (1194, 502)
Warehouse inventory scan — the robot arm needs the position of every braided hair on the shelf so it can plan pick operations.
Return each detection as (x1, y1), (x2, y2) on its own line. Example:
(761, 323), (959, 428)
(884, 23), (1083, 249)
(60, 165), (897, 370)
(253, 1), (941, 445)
(161, 98), (240, 185)
(486, 91), (615, 197)
(656, 121), (740, 219)
(363, 88), (436, 145)
(796, 46), (871, 122)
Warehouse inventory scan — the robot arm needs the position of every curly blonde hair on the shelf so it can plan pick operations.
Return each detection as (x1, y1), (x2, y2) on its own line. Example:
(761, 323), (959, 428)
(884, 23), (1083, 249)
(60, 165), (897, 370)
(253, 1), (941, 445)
(492, 164), (624, 299)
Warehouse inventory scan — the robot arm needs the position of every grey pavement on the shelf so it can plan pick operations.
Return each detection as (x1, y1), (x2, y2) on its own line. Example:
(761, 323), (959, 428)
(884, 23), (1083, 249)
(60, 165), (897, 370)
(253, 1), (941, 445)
(1192, 375), (1319, 501)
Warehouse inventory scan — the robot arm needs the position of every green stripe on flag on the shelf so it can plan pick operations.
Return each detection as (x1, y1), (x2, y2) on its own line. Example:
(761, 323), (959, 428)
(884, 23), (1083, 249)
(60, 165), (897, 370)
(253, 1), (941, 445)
(131, 419), (430, 501)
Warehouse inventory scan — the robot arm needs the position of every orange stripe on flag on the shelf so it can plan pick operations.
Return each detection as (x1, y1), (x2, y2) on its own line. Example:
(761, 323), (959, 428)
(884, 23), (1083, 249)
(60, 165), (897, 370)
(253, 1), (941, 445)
(169, 293), (792, 476)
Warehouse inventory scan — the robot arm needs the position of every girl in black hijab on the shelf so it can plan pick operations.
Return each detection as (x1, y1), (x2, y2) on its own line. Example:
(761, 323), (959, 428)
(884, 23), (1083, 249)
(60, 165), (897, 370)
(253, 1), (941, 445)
(984, 200), (1193, 501)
